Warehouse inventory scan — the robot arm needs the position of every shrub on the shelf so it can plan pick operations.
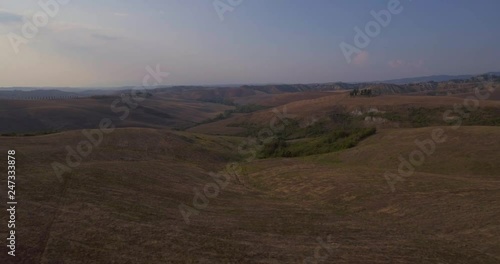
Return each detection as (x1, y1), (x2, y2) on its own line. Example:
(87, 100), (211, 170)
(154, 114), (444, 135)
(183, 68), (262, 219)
(258, 127), (376, 158)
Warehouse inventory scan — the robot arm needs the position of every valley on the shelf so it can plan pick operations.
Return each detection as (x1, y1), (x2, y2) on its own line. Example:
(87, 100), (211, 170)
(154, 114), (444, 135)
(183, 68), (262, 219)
(1, 76), (499, 263)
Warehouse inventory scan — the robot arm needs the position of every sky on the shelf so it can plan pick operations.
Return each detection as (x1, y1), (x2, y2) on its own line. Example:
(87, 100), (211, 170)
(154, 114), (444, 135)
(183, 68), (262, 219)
(0, 0), (499, 87)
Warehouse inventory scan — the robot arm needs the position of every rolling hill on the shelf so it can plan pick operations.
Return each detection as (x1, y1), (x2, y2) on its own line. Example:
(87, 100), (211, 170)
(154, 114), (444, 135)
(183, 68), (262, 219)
(0, 76), (499, 263)
(0, 125), (498, 263)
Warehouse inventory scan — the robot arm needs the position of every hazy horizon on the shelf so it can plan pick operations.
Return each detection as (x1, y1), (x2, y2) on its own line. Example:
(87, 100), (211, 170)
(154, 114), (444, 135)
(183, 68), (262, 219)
(1, 70), (500, 90)
(1, 0), (500, 87)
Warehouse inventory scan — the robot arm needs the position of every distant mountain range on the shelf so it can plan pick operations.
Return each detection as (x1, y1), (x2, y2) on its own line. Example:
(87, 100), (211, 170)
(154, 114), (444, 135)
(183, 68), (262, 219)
(1, 72), (499, 100)
(0, 88), (126, 100)
(379, 72), (500, 84)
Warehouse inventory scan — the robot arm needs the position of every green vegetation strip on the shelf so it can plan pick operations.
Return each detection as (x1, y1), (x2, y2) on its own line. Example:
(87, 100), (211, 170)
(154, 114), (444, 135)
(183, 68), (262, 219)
(258, 127), (376, 158)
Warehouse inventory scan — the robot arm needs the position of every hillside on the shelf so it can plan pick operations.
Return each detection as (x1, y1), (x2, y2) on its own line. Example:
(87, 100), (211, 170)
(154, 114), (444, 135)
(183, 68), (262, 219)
(2, 75), (498, 135)
(188, 93), (500, 135)
(2, 1), (499, 262)
(1, 76), (499, 263)
(0, 126), (498, 263)
(380, 72), (500, 84)
(0, 97), (233, 134)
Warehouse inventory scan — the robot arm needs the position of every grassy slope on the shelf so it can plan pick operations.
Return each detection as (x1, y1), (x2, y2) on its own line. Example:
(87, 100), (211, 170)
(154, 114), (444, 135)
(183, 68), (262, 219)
(0, 129), (242, 263)
(0, 126), (498, 263)
(0, 97), (233, 133)
(243, 126), (500, 263)
(188, 93), (500, 135)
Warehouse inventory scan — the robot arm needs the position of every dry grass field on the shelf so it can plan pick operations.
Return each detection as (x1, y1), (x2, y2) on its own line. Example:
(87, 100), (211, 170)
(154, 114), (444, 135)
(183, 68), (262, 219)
(0, 97), (233, 134)
(1, 0), (499, 261)
(1, 82), (499, 263)
(188, 93), (500, 135)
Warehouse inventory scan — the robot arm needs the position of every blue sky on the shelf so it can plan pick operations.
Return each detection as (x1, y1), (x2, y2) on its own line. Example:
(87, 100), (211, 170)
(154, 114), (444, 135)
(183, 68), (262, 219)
(0, 0), (499, 87)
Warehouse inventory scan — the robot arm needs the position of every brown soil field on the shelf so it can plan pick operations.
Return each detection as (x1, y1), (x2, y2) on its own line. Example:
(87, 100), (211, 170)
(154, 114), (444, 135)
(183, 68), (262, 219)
(0, 125), (498, 263)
